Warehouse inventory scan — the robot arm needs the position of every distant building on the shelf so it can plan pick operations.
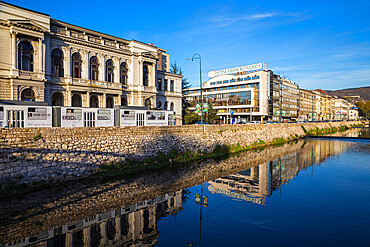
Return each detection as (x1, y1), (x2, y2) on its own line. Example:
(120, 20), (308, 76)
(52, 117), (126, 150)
(334, 98), (350, 120)
(349, 106), (359, 120)
(312, 89), (334, 121)
(298, 89), (316, 121)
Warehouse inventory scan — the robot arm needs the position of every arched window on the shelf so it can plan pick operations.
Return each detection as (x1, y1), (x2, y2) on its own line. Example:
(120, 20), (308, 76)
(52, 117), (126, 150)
(106, 59), (114, 82)
(72, 53), (82, 78)
(164, 102), (168, 110)
(90, 95), (99, 108)
(51, 49), (63, 77)
(21, 88), (35, 101)
(145, 98), (151, 109)
(106, 96), (114, 108)
(90, 56), (99, 81)
(143, 63), (149, 86)
(72, 94), (82, 107)
(51, 92), (64, 106)
(170, 102), (174, 111)
(120, 62), (128, 85)
(18, 41), (34, 71)
(121, 95), (128, 106)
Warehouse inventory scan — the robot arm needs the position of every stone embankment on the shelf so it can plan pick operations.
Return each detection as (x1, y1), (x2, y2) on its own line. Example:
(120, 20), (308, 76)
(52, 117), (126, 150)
(0, 121), (358, 186)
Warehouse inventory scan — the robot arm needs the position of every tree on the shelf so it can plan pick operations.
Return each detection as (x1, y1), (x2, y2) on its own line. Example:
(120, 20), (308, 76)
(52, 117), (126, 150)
(184, 108), (200, 124)
(205, 102), (218, 124)
(171, 61), (192, 124)
(355, 101), (370, 119)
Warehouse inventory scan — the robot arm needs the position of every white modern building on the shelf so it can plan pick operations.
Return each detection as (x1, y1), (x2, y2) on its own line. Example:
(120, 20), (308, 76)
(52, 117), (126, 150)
(0, 2), (183, 124)
(334, 98), (350, 120)
(184, 63), (299, 123)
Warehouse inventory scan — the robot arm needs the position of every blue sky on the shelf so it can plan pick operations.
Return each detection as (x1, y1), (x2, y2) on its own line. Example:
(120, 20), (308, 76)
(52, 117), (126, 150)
(6, 0), (370, 90)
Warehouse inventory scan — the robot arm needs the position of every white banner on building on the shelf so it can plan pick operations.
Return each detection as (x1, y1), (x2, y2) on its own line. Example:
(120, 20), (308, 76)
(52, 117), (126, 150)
(208, 63), (266, 78)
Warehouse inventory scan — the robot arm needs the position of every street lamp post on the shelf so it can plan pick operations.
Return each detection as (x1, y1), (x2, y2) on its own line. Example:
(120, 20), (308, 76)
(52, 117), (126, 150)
(188, 54), (203, 125)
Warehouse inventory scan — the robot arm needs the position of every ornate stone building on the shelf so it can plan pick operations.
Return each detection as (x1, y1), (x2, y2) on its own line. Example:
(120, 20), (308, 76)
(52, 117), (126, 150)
(0, 2), (183, 123)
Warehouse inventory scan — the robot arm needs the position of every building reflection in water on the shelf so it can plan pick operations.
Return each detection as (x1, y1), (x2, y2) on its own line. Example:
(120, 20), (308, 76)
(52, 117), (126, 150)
(208, 140), (351, 205)
(4, 191), (182, 247)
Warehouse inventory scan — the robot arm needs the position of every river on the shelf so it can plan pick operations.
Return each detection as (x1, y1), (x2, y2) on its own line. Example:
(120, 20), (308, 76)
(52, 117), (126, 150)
(0, 129), (369, 246)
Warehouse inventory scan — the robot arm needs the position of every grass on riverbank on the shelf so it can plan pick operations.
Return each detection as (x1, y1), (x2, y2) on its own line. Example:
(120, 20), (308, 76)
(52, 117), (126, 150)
(301, 125), (349, 136)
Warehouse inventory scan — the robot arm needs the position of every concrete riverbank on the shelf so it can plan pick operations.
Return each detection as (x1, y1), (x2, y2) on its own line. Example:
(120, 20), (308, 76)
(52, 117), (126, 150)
(0, 121), (361, 187)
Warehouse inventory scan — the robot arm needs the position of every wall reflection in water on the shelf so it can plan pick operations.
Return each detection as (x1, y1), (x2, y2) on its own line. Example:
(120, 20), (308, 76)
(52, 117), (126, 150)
(208, 140), (351, 205)
(4, 192), (182, 247)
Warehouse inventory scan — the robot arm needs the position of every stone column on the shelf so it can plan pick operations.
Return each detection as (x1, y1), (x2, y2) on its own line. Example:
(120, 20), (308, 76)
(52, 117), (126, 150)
(114, 217), (121, 241)
(101, 93), (106, 108)
(81, 50), (88, 79)
(114, 58), (120, 84)
(64, 47), (71, 78)
(38, 38), (44, 73)
(83, 227), (91, 246)
(138, 59), (143, 87)
(85, 91), (90, 107)
(10, 30), (17, 71)
(151, 63), (156, 88)
(114, 95), (121, 106)
(66, 86), (72, 106)
(65, 232), (73, 247)
(98, 55), (104, 82)
(100, 222), (107, 246)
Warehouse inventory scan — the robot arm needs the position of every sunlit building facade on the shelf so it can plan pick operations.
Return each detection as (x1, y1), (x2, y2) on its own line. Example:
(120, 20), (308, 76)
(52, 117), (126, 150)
(0, 2), (183, 123)
(334, 98), (350, 120)
(184, 63), (299, 123)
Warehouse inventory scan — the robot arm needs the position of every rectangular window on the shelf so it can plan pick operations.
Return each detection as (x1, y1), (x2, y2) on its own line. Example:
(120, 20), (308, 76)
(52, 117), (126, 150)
(0, 106), (3, 120)
(164, 79), (168, 91)
(27, 107), (47, 120)
(223, 80), (229, 83)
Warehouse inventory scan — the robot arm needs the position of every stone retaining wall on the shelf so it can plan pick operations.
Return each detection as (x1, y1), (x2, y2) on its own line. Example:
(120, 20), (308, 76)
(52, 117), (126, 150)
(0, 121), (357, 186)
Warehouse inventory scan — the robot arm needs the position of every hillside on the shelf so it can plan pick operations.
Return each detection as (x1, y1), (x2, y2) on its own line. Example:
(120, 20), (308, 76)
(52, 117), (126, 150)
(325, 86), (370, 102)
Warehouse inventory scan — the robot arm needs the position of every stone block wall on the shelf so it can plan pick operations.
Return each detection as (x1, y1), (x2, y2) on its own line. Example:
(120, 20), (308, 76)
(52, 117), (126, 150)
(0, 121), (355, 186)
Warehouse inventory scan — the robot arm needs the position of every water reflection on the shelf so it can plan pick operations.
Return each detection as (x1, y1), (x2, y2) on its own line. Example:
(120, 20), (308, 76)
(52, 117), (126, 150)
(0, 140), (360, 246)
(208, 140), (352, 205)
(4, 192), (183, 247)
(328, 127), (370, 137)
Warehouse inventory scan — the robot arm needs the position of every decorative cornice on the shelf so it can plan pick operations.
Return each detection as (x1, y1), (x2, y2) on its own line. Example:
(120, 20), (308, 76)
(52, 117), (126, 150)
(52, 34), (133, 57)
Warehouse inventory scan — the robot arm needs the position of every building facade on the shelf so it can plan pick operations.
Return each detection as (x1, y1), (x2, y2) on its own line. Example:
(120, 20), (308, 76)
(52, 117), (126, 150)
(184, 63), (299, 123)
(0, 2), (183, 124)
(334, 98), (350, 120)
(349, 106), (359, 120)
(269, 72), (299, 122)
(298, 89), (316, 121)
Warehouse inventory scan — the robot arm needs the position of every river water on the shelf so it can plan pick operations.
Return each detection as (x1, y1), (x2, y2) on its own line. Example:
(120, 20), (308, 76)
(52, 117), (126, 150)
(0, 130), (369, 247)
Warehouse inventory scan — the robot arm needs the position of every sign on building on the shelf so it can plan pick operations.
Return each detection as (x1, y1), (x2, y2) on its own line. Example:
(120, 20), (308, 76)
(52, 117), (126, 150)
(208, 63), (267, 78)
